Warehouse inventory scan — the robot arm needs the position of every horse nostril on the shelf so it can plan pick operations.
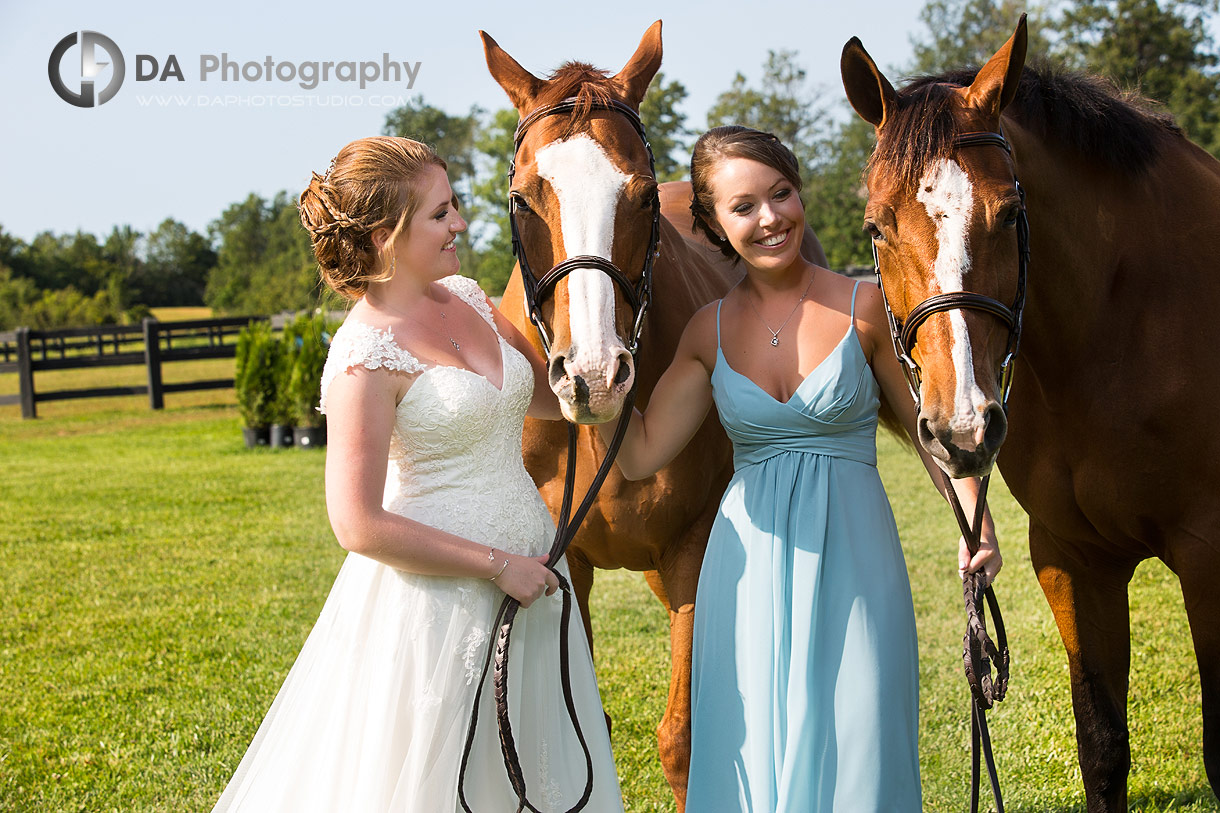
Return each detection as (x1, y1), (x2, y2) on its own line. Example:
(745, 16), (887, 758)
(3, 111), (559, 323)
(613, 351), (633, 386)
(982, 404), (1008, 453)
(548, 354), (567, 388)
(918, 415), (936, 448)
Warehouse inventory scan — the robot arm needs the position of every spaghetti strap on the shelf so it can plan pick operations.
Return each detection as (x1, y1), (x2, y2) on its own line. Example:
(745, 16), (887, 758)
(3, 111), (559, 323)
(716, 299), (724, 350)
(849, 279), (862, 327)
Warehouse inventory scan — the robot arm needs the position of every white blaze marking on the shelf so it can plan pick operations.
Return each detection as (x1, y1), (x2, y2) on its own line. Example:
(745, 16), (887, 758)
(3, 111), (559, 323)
(535, 135), (629, 385)
(917, 158), (990, 445)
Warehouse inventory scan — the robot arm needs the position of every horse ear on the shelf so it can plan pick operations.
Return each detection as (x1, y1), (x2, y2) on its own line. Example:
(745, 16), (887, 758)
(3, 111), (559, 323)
(612, 20), (663, 109)
(481, 30), (544, 113)
(965, 14), (1028, 120)
(840, 37), (898, 130)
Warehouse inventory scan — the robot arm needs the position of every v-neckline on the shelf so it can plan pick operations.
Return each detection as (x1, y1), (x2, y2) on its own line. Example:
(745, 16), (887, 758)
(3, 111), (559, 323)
(716, 326), (857, 406)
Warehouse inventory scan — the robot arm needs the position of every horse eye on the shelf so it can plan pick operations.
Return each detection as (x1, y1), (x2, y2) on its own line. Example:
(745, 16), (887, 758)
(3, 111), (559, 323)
(1001, 205), (1020, 228)
(511, 194), (532, 214)
(863, 220), (884, 242)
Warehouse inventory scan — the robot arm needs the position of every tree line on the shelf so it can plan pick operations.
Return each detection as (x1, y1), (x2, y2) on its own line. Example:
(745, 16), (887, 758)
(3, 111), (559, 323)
(3, 0), (1216, 331)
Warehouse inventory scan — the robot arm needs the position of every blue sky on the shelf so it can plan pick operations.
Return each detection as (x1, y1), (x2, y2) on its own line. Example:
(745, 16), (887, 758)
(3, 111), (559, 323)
(0, 1), (1092, 243)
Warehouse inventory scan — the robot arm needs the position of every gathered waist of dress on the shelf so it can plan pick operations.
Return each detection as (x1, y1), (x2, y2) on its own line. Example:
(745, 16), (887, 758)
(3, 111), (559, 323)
(729, 426), (877, 469)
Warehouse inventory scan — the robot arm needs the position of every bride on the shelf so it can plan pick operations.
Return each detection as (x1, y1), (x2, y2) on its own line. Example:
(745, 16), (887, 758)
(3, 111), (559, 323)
(212, 136), (623, 812)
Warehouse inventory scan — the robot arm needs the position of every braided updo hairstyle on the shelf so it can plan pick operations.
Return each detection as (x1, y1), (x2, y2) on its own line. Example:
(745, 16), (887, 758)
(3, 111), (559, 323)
(688, 126), (804, 262)
(299, 136), (448, 299)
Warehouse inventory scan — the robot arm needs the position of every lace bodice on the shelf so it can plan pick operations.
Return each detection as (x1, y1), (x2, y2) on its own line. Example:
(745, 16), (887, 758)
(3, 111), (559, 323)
(319, 275), (553, 558)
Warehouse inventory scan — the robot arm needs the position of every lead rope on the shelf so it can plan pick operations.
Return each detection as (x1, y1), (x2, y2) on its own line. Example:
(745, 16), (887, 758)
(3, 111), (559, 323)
(941, 470), (1010, 813)
(458, 384), (638, 813)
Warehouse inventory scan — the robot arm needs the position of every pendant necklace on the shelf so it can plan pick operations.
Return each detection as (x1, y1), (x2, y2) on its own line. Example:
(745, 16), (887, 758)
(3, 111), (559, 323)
(746, 270), (815, 347)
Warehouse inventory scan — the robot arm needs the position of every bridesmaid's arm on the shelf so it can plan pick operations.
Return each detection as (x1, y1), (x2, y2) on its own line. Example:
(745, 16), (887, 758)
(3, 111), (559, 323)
(594, 302), (718, 481)
(853, 284), (1003, 586)
(488, 298), (564, 421)
(322, 365), (558, 606)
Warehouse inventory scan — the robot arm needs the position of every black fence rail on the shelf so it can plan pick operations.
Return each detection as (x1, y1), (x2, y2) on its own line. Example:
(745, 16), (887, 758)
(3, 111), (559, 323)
(0, 316), (269, 419)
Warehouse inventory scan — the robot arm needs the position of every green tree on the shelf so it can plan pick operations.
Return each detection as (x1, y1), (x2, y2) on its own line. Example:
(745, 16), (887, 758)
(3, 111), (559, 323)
(640, 71), (691, 182)
(706, 50), (828, 177)
(1055, 0), (1220, 154)
(0, 264), (38, 330)
(134, 219), (217, 307)
(469, 107), (518, 296)
(206, 193), (319, 315)
(804, 117), (878, 270)
(911, 0), (1054, 73)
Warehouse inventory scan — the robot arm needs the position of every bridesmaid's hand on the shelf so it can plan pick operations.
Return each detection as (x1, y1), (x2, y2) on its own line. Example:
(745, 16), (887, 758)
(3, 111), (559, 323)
(959, 533), (1002, 588)
(495, 554), (560, 607)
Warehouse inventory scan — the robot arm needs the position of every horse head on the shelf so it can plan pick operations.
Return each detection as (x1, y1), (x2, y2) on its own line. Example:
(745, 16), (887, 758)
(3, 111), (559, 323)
(481, 22), (663, 424)
(841, 16), (1030, 478)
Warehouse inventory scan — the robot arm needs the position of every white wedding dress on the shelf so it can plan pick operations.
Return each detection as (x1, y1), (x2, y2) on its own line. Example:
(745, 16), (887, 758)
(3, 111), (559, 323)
(213, 275), (624, 812)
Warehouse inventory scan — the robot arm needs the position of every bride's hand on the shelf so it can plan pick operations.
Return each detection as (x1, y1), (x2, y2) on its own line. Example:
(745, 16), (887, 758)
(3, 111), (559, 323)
(495, 554), (560, 607)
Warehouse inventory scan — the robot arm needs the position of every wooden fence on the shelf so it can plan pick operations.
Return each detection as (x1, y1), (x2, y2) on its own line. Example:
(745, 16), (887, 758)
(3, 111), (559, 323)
(0, 317), (269, 419)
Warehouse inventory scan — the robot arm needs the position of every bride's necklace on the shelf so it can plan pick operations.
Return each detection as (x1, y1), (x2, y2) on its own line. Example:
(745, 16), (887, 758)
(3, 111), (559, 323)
(368, 290), (461, 351)
(746, 270), (815, 347)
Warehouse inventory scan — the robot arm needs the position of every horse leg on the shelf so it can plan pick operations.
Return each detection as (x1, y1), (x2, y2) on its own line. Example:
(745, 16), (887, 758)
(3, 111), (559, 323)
(646, 520), (711, 813)
(1168, 533), (1220, 795)
(1030, 520), (1138, 813)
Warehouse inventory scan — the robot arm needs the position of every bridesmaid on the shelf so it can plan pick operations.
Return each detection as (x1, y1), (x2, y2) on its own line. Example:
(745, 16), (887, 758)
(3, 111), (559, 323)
(598, 126), (1002, 811)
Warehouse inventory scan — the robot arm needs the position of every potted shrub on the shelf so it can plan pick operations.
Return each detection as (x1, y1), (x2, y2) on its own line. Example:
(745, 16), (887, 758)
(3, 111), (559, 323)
(289, 313), (331, 448)
(270, 317), (303, 448)
(235, 320), (279, 448)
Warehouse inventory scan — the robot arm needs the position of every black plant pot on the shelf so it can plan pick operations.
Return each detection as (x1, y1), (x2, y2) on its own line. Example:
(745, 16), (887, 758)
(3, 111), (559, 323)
(293, 425), (327, 448)
(242, 426), (271, 449)
(270, 424), (295, 448)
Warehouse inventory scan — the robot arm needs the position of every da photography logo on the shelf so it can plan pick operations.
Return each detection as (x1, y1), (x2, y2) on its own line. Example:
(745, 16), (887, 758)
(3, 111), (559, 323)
(49, 31), (125, 107)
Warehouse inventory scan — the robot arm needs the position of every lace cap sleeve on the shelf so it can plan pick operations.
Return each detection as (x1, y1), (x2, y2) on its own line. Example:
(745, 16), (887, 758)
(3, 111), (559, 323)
(439, 274), (499, 334)
(318, 320), (423, 415)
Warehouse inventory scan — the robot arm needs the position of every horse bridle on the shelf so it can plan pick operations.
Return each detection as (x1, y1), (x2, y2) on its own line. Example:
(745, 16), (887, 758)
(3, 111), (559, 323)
(458, 97), (658, 813)
(507, 97), (661, 357)
(872, 129), (1028, 813)
(873, 130), (1030, 414)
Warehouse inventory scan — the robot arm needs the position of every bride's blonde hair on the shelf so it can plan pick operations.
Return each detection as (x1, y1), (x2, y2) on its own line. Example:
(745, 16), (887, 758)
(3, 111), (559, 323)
(299, 136), (447, 300)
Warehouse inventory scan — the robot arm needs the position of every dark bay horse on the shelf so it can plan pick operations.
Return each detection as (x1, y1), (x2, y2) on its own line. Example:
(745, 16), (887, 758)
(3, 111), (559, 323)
(482, 22), (826, 807)
(842, 17), (1220, 811)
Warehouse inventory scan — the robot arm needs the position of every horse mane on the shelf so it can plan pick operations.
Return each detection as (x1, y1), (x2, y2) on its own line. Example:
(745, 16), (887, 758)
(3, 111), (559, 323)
(533, 62), (619, 137)
(872, 62), (1182, 190)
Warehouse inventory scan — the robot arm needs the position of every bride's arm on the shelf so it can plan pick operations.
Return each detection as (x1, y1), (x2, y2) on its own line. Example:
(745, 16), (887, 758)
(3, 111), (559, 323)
(323, 365), (557, 606)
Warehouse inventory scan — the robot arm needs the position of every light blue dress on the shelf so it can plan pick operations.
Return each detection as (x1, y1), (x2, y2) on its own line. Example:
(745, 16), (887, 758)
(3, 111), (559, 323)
(686, 282), (921, 812)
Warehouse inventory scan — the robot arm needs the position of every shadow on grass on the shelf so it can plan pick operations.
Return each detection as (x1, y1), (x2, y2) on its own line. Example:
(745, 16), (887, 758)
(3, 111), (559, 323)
(1007, 784), (1217, 812)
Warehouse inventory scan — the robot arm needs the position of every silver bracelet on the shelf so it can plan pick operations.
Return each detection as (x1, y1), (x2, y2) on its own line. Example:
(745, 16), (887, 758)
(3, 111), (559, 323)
(489, 558), (509, 582)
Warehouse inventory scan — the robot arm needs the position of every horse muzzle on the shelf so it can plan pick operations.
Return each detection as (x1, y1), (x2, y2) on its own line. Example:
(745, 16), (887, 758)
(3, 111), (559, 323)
(918, 401), (1007, 478)
(547, 345), (635, 424)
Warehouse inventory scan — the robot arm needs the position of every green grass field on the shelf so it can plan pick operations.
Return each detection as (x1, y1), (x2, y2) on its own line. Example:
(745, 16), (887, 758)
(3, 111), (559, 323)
(0, 373), (1214, 812)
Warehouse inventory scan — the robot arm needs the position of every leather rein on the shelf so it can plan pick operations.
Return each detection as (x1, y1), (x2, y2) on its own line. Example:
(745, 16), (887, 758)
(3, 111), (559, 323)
(872, 130), (1028, 813)
(458, 97), (658, 813)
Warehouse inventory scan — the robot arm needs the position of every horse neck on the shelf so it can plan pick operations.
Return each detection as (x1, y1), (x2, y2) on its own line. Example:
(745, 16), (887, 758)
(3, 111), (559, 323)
(1005, 120), (1130, 365)
(1005, 115), (1220, 383)
(632, 219), (738, 398)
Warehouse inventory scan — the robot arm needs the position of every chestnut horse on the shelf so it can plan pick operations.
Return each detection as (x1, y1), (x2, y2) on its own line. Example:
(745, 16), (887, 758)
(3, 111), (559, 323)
(842, 17), (1220, 812)
(481, 22), (826, 807)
